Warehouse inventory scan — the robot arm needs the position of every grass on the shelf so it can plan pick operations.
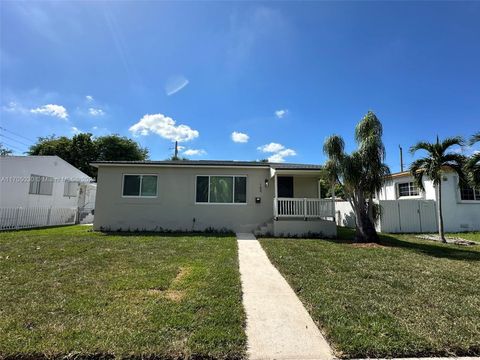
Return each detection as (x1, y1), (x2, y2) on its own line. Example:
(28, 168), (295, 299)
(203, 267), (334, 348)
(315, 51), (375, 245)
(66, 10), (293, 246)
(0, 225), (246, 359)
(447, 231), (480, 242)
(260, 227), (480, 358)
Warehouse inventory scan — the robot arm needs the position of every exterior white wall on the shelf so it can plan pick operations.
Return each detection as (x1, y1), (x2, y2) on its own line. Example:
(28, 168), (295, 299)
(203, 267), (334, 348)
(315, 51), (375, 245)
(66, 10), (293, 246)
(335, 201), (356, 228)
(0, 156), (93, 209)
(378, 172), (480, 232)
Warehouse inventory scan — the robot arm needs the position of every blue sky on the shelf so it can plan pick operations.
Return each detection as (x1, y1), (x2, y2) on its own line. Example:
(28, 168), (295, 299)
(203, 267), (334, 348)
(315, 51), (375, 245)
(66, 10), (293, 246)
(1, 1), (479, 172)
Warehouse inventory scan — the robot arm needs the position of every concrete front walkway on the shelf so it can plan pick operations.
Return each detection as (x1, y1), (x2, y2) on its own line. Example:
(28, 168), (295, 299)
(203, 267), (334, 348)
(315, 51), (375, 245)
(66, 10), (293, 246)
(237, 233), (333, 360)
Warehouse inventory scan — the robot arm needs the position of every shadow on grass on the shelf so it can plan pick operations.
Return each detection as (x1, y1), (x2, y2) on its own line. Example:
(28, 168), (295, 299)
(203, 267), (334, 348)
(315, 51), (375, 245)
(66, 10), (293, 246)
(334, 226), (480, 261)
(96, 230), (235, 238)
(0, 224), (77, 233)
(378, 233), (480, 261)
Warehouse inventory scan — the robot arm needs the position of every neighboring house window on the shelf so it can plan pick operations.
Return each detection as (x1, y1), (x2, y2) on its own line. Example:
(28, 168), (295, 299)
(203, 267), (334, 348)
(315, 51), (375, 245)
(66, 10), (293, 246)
(122, 175), (158, 197)
(398, 181), (419, 197)
(29, 174), (53, 195)
(460, 184), (480, 201)
(64, 181), (78, 197)
(196, 175), (247, 204)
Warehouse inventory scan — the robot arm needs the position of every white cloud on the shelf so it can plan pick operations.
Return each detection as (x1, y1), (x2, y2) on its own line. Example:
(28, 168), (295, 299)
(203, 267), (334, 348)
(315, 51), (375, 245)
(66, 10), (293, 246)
(257, 142), (285, 153)
(183, 149), (206, 156)
(275, 109), (288, 119)
(86, 95), (94, 102)
(165, 75), (189, 96)
(88, 107), (105, 116)
(231, 131), (249, 143)
(129, 113), (199, 142)
(71, 126), (80, 134)
(267, 149), (297, 163)
(257, 142), (296, 163)
(2, 102), (25, 113)
(30, 104), (68, 120)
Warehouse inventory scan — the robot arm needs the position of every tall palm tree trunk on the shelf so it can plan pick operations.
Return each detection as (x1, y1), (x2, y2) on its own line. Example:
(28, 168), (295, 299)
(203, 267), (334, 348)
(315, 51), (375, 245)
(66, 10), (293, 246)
(436, 182), (446, 243)
(353, 200), (378, 243)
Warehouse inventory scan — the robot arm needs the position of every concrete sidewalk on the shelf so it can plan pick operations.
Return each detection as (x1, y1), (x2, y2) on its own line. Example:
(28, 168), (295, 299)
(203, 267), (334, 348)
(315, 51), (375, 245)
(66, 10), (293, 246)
(237, 232), (333, 360)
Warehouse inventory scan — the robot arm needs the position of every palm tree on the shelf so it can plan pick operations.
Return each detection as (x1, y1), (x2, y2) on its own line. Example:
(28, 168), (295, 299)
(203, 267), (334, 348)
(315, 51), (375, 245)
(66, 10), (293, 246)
(465, 132), (480, 188)
(323, 111), (390, 243)
(409, 136), (466, 243)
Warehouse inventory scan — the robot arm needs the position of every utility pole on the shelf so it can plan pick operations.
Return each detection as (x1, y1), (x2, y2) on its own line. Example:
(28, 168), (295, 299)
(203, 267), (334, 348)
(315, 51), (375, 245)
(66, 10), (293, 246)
(399, 145), (404, 172)
(174, 141), (178, 159)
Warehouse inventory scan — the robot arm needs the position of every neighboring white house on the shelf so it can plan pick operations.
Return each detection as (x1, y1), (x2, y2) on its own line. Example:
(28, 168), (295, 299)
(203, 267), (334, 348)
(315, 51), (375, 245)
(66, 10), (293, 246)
(336, 170), (480, 233)
(0, 156), (95, 229)
(91, 160), (337, 237)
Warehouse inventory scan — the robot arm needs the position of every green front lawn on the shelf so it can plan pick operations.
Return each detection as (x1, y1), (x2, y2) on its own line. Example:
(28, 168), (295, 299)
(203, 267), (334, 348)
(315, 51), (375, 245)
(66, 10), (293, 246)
(0, 226), (246, 359)
(447, 231), (480, 242)
(260, 228), (480, 358)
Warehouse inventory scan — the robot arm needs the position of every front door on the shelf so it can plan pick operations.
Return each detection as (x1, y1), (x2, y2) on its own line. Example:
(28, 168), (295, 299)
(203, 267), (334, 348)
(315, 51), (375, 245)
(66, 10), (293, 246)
(277, 176), (294, 198)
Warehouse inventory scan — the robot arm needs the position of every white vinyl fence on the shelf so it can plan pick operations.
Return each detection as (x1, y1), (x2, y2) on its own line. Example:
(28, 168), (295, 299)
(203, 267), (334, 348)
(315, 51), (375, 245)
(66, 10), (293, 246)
(335, 199), (438, 233)
(0, 207), (77, 231)
(378, 200), (437, 233)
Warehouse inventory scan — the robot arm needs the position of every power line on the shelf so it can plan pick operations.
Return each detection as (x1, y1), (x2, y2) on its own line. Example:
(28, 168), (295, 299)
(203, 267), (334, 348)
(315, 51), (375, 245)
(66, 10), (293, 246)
(0, 133), (31, 147)
(0, 126), (36, 143)
(0, 141), (25, 153)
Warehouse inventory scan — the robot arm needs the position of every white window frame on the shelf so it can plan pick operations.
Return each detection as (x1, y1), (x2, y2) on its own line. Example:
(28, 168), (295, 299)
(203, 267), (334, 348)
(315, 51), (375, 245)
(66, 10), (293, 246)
(63, 180), (78, 197)
(28, 174), (53, 196)
(195, 175), (247, 205)
(458, 182), (480, 203)
(121, 174), (158, 198)
(397, 181), (421, 198)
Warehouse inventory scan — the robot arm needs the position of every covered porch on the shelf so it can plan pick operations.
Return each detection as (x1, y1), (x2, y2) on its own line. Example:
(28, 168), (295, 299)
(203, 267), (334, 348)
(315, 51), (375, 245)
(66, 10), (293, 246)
(270, 166), (336, 237)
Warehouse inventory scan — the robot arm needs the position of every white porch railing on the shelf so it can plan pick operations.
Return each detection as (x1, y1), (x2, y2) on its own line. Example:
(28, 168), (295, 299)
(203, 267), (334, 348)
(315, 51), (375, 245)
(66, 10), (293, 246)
(274, 197), (335, 219)
(0, 207), (77, 231)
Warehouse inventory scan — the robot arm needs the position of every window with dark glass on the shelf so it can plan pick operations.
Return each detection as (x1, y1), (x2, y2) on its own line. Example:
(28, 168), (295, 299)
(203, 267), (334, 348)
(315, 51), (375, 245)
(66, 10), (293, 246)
(234, 176), (247, 203)
(196, 176), (209, 202)
(398, 182), (419, 197)
(196, 175), (247, 204)
(123, 175), (157, 197)
(460, 184), (480, 201)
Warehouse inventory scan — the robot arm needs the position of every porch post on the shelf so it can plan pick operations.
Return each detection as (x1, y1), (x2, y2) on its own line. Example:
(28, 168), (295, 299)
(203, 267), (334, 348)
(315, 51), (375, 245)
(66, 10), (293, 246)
(274, 173), (278, 218)
(274, 173), (278, 198)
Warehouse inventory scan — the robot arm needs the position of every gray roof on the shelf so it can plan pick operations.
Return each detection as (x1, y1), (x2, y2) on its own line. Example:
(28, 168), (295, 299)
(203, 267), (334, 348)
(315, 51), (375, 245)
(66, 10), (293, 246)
(91, 159), (323, 171)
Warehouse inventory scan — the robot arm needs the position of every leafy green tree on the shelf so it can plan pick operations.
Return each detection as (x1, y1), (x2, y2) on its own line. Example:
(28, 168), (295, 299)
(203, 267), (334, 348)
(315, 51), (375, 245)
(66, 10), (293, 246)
(0, 144), (13, 156)
(70, 133), (97, 175)
(323, 111), (390, 242)
(465, 132), (480, 188)
(28, 135), (73, 164)
(409, 136), (466, 243)
(28, 133), (148, 178)
(318, 179), (344, 199)
(95, 135), (148, 162)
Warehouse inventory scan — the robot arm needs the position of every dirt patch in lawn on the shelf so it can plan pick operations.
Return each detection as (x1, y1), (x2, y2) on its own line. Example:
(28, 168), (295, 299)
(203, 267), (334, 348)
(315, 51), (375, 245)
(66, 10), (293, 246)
(145, 266), (192, 302)
(416, 234), (479, 246)
(173, 266), (192, 284)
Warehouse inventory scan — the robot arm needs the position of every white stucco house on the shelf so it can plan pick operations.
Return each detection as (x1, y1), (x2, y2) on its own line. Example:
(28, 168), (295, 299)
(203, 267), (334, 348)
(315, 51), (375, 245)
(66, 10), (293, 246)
(0, 156), (96, 229)
(91, 160), (336, 237)
(337, 170), (480, 233)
